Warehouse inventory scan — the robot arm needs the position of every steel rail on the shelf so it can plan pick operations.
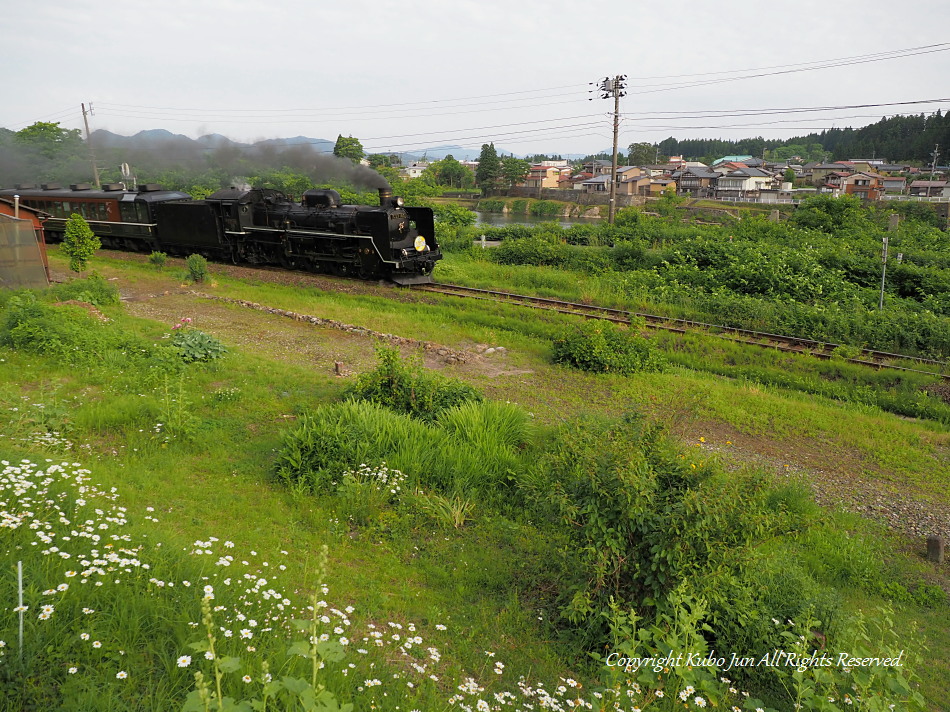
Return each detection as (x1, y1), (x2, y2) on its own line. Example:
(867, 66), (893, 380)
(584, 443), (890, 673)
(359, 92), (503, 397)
(414, 282), (950, 380)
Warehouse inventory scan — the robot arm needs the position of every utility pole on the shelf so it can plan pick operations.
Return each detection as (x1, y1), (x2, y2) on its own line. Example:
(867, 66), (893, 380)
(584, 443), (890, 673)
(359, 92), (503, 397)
(930, 144), (940, 184)
(82, 103), (101, 189)
(879, 231), (891, 310)
(590, 75), (626, 224)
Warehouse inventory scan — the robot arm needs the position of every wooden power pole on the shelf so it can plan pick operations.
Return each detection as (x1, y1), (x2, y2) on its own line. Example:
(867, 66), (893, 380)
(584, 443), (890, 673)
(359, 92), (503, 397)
(591, 75), (626, 224)
(81, 103), (101, 189)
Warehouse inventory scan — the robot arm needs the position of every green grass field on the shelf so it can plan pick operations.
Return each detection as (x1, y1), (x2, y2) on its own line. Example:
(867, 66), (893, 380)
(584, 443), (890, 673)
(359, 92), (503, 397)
(0, 251), (946, 711)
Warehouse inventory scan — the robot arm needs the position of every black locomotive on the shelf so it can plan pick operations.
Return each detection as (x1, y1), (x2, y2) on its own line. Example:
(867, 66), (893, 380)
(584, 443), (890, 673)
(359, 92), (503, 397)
(0, 183), (441, 284)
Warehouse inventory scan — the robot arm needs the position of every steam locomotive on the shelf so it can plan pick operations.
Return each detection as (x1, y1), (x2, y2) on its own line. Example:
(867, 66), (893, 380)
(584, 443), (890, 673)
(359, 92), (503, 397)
(0, 183), (441, 284)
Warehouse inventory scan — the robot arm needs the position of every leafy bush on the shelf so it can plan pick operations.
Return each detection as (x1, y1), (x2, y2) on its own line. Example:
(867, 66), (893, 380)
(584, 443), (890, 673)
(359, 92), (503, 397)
(47, 273), (120, 307)
(552, 319), (665, 374)
(432, 202), (476, 226)
(185, 253), (209, 283)
(343, 345), (482, 421)
(61, 213), (101, 274)
(529, 200), (561, 217)
(490, 235), (570, 267)
(148, 251), (168, 268)
(480, 224), (534, 242)
(169, 317), (226, 363)
(476, 198), (506, 213)
(273, 399), (532, 501)
(434, 223), (476, 253)
(0, 294), (176, 371)
(170, 329), (226, 363)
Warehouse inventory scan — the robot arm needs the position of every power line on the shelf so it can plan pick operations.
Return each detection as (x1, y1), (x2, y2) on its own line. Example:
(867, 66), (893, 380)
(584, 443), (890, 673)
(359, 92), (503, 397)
(619, 98), (950, 121)
(91, 42), (950, 120)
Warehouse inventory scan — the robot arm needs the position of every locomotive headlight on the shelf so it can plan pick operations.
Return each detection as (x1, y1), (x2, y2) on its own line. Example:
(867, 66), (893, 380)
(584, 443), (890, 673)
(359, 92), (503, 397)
(413, 236), (426, 252)
(396, 197), (404, 207)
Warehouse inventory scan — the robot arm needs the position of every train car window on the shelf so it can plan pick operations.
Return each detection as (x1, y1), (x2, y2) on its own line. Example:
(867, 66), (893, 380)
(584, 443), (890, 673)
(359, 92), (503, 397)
(119, 202), (138, 223)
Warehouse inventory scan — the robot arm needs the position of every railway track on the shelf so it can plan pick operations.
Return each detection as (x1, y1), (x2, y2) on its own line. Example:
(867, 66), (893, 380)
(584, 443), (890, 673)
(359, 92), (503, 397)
(413, 282), (950, 380)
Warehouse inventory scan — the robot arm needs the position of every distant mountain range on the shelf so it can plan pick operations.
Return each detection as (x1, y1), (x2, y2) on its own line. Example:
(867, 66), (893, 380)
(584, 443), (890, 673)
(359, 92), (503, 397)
(89, 129), (554, 162)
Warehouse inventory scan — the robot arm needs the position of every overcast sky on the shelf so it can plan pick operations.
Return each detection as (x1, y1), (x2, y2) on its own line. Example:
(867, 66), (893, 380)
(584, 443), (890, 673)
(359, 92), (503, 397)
(3, 0), (948, 157)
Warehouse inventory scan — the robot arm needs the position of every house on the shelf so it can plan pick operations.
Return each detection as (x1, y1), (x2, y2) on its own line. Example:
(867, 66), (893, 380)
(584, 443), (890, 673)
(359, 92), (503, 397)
(712, 155), (754, 166)
(909, 180), (949, 197)
(649, 178), (677, 196)
(674, 166), (719, 197)
(841, 172), (885, 201)
(712, 161), (748, 176)
(0, 197), (50, 288)
(524, 165), (562, 190)
(616, 165), (648, 183)
(644, 164), (676, 177)
(847, 159), (885, 174)
(583, 160), (613, 176)
(581, 175), (612, 193)
(881, 177), (906, 193)
(561, 172), (592, 191)
(617, 167), (652, 196)
(810, 163), (853, 186)
(400, 162), (430, 179)
(716, 167), (774, 199)
(824, 171), (852, 190)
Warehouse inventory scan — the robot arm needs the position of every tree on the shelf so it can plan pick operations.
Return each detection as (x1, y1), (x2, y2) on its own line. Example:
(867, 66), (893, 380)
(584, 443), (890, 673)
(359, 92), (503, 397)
(474, 143), (502, 193)
(790, 195), (868, 235)
(367, 153), (401, 168)
(627, 142), (656, 166)
(500, 157), (531, 188)
(424, 155), (474, 189)
(61, 213), (101, 275)
(15, 121), (83, 159)
(783, 168), (796, 185)
(333, 135), (364, 163)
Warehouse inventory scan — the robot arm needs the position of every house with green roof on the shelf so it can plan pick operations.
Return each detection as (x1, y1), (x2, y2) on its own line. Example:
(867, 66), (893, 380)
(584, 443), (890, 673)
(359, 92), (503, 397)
(712, 155), (754, 166)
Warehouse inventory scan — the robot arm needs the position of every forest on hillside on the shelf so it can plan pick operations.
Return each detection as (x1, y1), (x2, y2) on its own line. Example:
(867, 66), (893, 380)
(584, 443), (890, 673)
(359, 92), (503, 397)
(656, 111), (950, 164)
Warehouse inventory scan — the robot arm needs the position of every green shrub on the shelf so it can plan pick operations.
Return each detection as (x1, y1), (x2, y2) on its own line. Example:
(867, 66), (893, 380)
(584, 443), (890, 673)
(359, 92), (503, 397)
(490, 235), (570, 267)
(61, 213), (101, 274)
(529, 200), (561, 217)
(480, 224), (534, 241)
(0, 295), (176, 371)
(169, 318), (226, 363)
(343, 344), (482, 421)
(273, 399), (529, 501)
(476, 198), (506, 213)
(148, 251), (168, 268)
(185, 253), (209, 283)
(432, 202), (476, 226)
(434, 223), (478, 253)
(552, 319), (665, 374)
(47, 273), (120, 307)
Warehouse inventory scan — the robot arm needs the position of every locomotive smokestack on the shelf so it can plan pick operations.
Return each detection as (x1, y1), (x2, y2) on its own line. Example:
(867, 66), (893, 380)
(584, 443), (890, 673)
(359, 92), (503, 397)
(378, 187), (392, 206)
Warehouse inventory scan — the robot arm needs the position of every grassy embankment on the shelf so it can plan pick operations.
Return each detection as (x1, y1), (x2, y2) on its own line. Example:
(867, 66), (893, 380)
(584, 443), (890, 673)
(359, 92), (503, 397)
(0, 251), (947, 710)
